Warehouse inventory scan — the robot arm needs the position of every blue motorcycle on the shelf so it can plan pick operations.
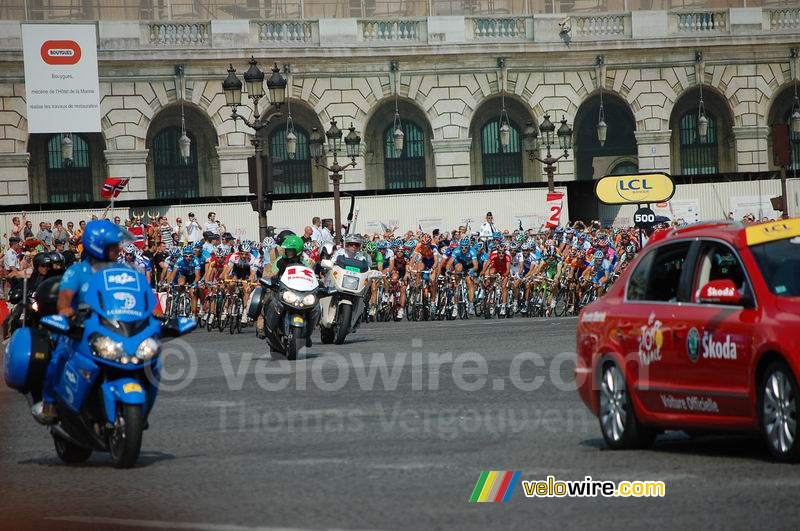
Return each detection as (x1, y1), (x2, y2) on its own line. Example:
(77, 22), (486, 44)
(3, 265), (196, 468)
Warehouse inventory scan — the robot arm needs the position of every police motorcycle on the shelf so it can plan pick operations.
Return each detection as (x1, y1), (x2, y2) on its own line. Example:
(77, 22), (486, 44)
(318, 238), (382, 345)
(3, 265), (196, 468)
(7, 252), (65, 335)
(248, 264), (321, 361)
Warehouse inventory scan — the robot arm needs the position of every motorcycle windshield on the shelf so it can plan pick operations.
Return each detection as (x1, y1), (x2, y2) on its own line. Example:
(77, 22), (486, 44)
(83, 265), (155, 322)
(281, 265), (319, 292)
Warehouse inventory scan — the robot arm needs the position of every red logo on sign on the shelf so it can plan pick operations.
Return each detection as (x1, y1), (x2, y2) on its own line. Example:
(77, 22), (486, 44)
(287, 268), (312, 278)
(40, 40), (82, 65)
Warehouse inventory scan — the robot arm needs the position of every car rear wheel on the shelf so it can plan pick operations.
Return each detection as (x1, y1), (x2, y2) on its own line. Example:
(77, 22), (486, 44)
(759, 361), (800, 462)
(598, 361), (656, 450)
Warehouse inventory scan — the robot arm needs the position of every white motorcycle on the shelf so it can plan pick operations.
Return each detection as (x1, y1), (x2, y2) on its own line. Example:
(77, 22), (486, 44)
(318, 255), (382, 344)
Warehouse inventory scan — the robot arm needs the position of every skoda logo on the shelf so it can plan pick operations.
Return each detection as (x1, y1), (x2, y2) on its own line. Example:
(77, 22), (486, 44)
(687, 327), (700, 363)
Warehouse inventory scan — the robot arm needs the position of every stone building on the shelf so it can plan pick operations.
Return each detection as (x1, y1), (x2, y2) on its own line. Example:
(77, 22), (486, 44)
(0, 1), (799, 207)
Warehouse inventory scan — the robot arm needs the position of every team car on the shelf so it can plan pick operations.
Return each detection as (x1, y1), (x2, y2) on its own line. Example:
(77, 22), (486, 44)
(575, 218), (800, 461)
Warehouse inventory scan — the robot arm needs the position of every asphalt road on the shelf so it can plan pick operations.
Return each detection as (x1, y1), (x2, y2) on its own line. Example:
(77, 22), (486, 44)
(1, 317), (798, 531)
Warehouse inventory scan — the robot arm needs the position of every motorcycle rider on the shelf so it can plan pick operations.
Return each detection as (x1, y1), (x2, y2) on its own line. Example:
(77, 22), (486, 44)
(271, 235), (309, 278)
(36, 220), (132, 424)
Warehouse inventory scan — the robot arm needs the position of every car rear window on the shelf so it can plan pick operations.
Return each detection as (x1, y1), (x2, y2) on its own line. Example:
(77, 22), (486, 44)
(750, 237), (800, 297)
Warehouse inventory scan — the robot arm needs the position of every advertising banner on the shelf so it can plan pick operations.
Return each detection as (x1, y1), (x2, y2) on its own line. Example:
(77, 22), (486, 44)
(595, 172), (675, 205)
(545, 192), (565, 228)
(22, 23), (101, 133)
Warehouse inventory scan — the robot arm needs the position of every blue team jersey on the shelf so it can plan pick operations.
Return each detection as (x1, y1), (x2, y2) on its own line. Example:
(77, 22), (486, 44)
(170, 257), (200, 281)
(452, 248), (477, 267)
(60, 260), (138, 309)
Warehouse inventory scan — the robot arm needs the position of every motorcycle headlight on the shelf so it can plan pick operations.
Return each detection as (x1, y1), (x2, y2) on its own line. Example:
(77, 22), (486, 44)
(91, 334), (124, 360)
(342, 275), (360, 291)
(302, 294), (317, 306)
(135, 337), (160, 361)
(282, 291), (299, 304)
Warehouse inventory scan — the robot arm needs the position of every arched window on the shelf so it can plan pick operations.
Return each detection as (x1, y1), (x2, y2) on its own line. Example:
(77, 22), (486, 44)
(679, 111), (719, 175)
(383, 121), (426, 189)
(152, 127), (200, 199)
(480, 119), (522, 185)
(269, 126), (312, 194)
(46, 134), (93, 203)
(610, 161), (639, 175)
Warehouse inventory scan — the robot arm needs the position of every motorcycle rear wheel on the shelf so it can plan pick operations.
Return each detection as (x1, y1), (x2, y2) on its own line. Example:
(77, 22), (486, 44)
(108, 404), (144, 469)
(53, 433), (92, 464)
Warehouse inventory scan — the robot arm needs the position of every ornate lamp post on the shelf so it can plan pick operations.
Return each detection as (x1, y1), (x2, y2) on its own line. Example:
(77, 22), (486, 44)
(221, 58), (287, 240)
(522, 114), (572, 193)
(309, 120), (361, 243)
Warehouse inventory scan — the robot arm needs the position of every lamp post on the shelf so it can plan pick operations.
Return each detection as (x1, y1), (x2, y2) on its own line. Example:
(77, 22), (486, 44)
(310, 120), (361, 243)
(522, 114), (572, 193)
(221, 58), (287, 241)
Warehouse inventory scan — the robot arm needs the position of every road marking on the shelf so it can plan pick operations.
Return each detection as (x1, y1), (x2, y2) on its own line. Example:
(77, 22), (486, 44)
(49, 516), (380, 531)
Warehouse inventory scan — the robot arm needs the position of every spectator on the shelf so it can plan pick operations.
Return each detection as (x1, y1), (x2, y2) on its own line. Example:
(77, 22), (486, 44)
(302, 226), (314, 243)
(205, 211), (220, 235)
(52, 219), (68, 243)
(320, 219), (334, 244)
(10, 212), (26, 240)
(23, 220), (34, 240)
(480, 211), (497, 237)
(36, 222), (53, 249)
(63, 239), (78, 268)
(113, 215), (122, 225)
(65, 221), (75, 240)
(158, 216), (174, 248)
(185, 212), (202, 244)
(4, 237), (24, 288)
(311, 216), (323, 242)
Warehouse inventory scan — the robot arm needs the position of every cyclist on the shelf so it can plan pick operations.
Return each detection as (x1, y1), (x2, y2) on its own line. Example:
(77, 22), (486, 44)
(410, 233), (440, 315)
(119, 243), (153, 284)
(392, 240), (414, 320)
(581, 249), (612, 298)
(221, 243), (256, 324)
(447, 237), (479, 316)
(167, 246), (201, 317)
(365, 240), (384, 319)
(482, 239), (511, 316)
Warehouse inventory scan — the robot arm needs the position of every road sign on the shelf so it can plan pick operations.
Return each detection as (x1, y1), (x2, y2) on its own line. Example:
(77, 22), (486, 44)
(633, 207), (656, 230)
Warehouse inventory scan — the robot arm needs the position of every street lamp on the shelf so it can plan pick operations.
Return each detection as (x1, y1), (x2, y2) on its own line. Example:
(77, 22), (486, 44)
(791, 80), (800, 134)
(311, 119), (361, 243)
(221, 57), (287, 241)
(523, 114), (572, 193)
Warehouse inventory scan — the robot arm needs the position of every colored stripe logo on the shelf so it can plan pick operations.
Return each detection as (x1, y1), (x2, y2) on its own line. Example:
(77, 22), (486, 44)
(469, 471), (521, 502)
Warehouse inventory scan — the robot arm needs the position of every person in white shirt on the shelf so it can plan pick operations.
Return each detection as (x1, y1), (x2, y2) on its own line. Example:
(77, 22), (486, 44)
(204, 211), (220, 235)
(479, 212), (497, 237)
(185, 212), (202, 244)
(311, 216), (324, 242)
(319, 218), (335, 245)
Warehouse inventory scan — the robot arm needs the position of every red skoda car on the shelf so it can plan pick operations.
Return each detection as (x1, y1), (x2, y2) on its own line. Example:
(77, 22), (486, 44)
(576, 219), (800, 461)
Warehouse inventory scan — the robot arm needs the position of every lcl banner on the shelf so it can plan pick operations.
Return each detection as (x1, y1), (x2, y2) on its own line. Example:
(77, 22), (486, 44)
(22, 24), (101, 133)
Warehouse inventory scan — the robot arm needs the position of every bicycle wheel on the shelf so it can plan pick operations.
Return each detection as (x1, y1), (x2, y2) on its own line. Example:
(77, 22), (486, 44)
(219, 295), (230, 332)
(553, 289), (567, 317)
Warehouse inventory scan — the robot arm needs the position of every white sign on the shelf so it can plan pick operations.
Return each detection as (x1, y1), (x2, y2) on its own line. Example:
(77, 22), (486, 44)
(365, 219), (399, 236)
(545, 192), (565, 228)
(22, 24), (101, 133)
(654, 199), (700, 224)
(730, 195), (780, 222)
(513, 213), (546, 231)
(417, 218), (443, 234)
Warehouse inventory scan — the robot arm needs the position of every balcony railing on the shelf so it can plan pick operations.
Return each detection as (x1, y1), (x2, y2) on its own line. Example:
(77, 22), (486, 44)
(768, 7), (800, 31)
(148, 22), (211, 46)
(255, 20), (317, 44)
(470, 17), (529, 40)
(572, 14), (629, 39)
(673, 10), (728, 33)
(359, 19), (423, 43)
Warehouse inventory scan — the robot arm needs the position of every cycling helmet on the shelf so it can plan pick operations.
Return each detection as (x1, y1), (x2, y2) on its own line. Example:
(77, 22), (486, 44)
(449, 240), (458, 249)
(474, 241), (485, 250)
(262, 236), (277, 250)
(625, 243), (636, 255)
(364, 241), (377, 253)
(193, 241), (204, 249)
(593, 250), (604, 260)
(420, 233), (432, 245)
(492, 231), (502, 240)
(376, 240), (387, 250)
(169, 248), (181, 258)
(83, 219), (131, 260)
(182, 246), (193, 256)
(123, 243), (137, 255)
(239, 242), (251, 253)
(510, 243), (519, 251)
(459, 237), (470, 247)
(521, 243), (531, 251)
(392, 239), (402, 248)
(304, 241), (316, 252)
(403, 240), (416, 250)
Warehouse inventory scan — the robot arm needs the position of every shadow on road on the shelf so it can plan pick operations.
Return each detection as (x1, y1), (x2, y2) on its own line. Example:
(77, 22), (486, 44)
(19, 450), (179, 468)
(581, 433), (772, 461)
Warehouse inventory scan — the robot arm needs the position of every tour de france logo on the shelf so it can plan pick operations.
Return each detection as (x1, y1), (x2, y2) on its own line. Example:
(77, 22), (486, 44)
(638, 313), (663, 366)
(687, 327), (700, 363)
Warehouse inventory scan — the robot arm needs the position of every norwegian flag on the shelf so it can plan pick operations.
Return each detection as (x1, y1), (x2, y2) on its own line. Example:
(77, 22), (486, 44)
(129, 224), (145, 249)
(100, 177), (130, 199)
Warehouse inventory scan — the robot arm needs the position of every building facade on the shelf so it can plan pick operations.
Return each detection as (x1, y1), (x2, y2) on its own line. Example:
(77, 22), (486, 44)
(0, 1), (799, 206)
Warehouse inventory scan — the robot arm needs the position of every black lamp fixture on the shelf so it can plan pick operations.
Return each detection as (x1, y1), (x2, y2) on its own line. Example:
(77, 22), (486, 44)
(522, 113), (572, 192)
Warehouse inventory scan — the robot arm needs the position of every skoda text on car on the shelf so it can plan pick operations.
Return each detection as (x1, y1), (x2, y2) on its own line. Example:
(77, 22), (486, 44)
(575, 218), (800, 461)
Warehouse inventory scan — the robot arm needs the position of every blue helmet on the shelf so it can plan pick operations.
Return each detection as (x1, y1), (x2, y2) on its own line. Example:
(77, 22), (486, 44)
(492, 231), (502, 240)
(83, 219), (131, 260)
(193, 241), (204, 249)
(459, 237), (470, 247)
(594, 250), (604, 260)
(182, 246), (193, 256)
(170, 247), (181, 258)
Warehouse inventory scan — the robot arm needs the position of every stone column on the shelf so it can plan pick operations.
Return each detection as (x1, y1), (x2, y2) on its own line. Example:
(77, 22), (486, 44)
(0, 153), (30, 205)
(216, 145), (253, 196)
(431, 139), (471, 186)
(104, 150), (149, 200)
(732, 125), (770, 172)
(634, 130), (672, 173)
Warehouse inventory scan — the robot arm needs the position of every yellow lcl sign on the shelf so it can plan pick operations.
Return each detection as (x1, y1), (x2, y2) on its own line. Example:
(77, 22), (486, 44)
(595, 173), (675, 205)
